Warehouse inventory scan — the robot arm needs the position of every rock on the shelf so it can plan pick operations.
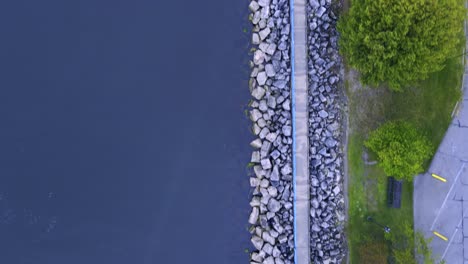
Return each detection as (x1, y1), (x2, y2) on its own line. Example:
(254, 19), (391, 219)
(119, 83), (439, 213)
(325, 138), (337, 148)
(257, 72), (267, 86)
(267, 95), (277, 109)
(267, 198), (281, 213)
(270, 165), (280, 181)
(251, 252), (264, 262)
(252, 33), (260, 45)
(266, 132), (277, 142)
(252, 87), (266, 100)
(259, 100), (268, 112)
(258, 0), (270, 7)
(280, 164), (292, 175)
(318, 110), (328, 118)
(265, 64), (276, 77)
(250, 138), (262, 148)
(266, 43), (277, 55)
(282, 99), (290, 111)
(251, 151), (260, 163)
(259, 27), (271, 41)
(333, 186), (340, 196)
(251, 236), (264, 251)
(249, 1), (260, 12)
(248, 207), (259, 224)
(311, 198), (319, 209)
(263, 256), (275, 264)
(282, 125), (292, 136)
(309, 0), (320, 9)
(316, 6), (326, 17)
(273, 80), (287, 89)
(275, 258), (285, 264)
(261, 158), (272, 170)
(312, 224), (321, 232)
(262, 232), (276, 245)
(262, 243), (273, 255)
(254, 50), (265, 65)
(250, 177), (260, 187)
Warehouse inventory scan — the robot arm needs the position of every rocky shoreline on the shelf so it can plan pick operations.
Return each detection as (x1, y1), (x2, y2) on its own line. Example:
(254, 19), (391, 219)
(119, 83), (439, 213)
(307, 0), (346, 263)
(247, 0), (346, 263)
(247, 0), (294, 263)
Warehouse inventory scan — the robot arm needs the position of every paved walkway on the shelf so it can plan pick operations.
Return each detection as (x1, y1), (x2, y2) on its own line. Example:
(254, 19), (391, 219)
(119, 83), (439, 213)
(291, 0), (310, 263)
(414, 66), (468, 263)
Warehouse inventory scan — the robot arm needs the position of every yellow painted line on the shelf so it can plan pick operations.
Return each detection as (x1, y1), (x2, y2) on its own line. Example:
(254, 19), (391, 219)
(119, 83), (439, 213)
(433, 231), (448, 241)
(432, 173), (447, 182)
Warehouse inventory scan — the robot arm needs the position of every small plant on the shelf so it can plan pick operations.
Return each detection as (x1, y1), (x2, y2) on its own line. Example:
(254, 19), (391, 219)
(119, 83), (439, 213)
(365, 121), (433, 181)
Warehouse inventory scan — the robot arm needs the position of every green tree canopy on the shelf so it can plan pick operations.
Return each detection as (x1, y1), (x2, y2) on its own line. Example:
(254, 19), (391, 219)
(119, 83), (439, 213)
(364, 121), (433, 180)
(338, 0), (466, 91)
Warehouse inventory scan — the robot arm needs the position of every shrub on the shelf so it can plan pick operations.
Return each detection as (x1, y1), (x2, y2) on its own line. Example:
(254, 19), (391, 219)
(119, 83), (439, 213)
(364, 121), (433, 180)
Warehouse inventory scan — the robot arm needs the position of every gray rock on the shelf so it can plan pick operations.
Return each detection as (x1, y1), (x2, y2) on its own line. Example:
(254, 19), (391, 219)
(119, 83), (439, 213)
(263, 256), (275, 264)
(312, 224), (321, 232)
(265, 64), (276, 77)
(282, 99), (290, 111)
(273, 80), (287, 89)
(258, 0), (270, 7)
(270, 165), (280, 181)
(259, 100), (268, 112)
(275, 258), (285, 264)
(259, 127), (270, 139)
(248, 207), (259, 224)
(251, 109), (263, 122)
(333, 186), (340, 196)
(259, 27), (271, 41)
(325, 138), (337, 148)
(309, 0), (320, 9)
(272, 246), (281, 258)
(262, 243), (273, 255)
(257, 71), (267, 86)
(267, 198), (281, 213)
(280, 164), (292, 175)
(311, 198), (319, 209)
(262, 231), (276, 245)
(266, 132), (277, 143)
(282, 125), (292, 136)
(251, 151), (260, 163)
(250, 138), (262, 148)
(253, 50), (265, 65)
(261, 158), (272, 170)
(249, 1), (260, 12)
(251, 236), (264, 251)
(316, 6), (326, 17)
(250, 177), (260, 187)
(251, 252), (264, 262)
(267, 95), (277, 109)
(252, 33), (260, 45)
(266, 43), (277, 55)
(318, 110), (328, 118)
(252, 87), (266, 100)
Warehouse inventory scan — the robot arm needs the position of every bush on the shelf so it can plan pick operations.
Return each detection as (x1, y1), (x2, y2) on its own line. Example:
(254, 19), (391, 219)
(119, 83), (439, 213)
(338, 0), (466, 91)
(364, 121), (433, 180)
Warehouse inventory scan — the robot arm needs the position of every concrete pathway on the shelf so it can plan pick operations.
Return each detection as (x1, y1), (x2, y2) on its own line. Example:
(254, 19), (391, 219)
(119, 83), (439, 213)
(414, 60), (468, 264)
(291, 0), (310, 263)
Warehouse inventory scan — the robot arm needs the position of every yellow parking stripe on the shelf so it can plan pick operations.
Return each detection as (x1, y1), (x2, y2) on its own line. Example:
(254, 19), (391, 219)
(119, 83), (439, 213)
(432, 173), (447, 182)
(433, 231), (448, 241)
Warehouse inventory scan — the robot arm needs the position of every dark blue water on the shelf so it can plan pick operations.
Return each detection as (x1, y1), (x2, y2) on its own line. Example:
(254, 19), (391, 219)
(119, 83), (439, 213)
(0, 1), (253, 263)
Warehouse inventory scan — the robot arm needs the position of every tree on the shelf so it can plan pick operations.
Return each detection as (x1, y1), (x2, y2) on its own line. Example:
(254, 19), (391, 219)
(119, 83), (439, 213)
(364, 121), (433, 180)
(338, 0), (466, 91)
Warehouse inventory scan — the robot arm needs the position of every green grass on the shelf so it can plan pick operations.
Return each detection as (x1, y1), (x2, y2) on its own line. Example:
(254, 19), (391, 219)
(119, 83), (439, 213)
(346, 31), (465, 263)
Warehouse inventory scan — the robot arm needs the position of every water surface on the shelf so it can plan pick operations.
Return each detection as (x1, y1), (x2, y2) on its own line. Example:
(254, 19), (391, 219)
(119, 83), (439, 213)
(0, 0), (252, 263)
